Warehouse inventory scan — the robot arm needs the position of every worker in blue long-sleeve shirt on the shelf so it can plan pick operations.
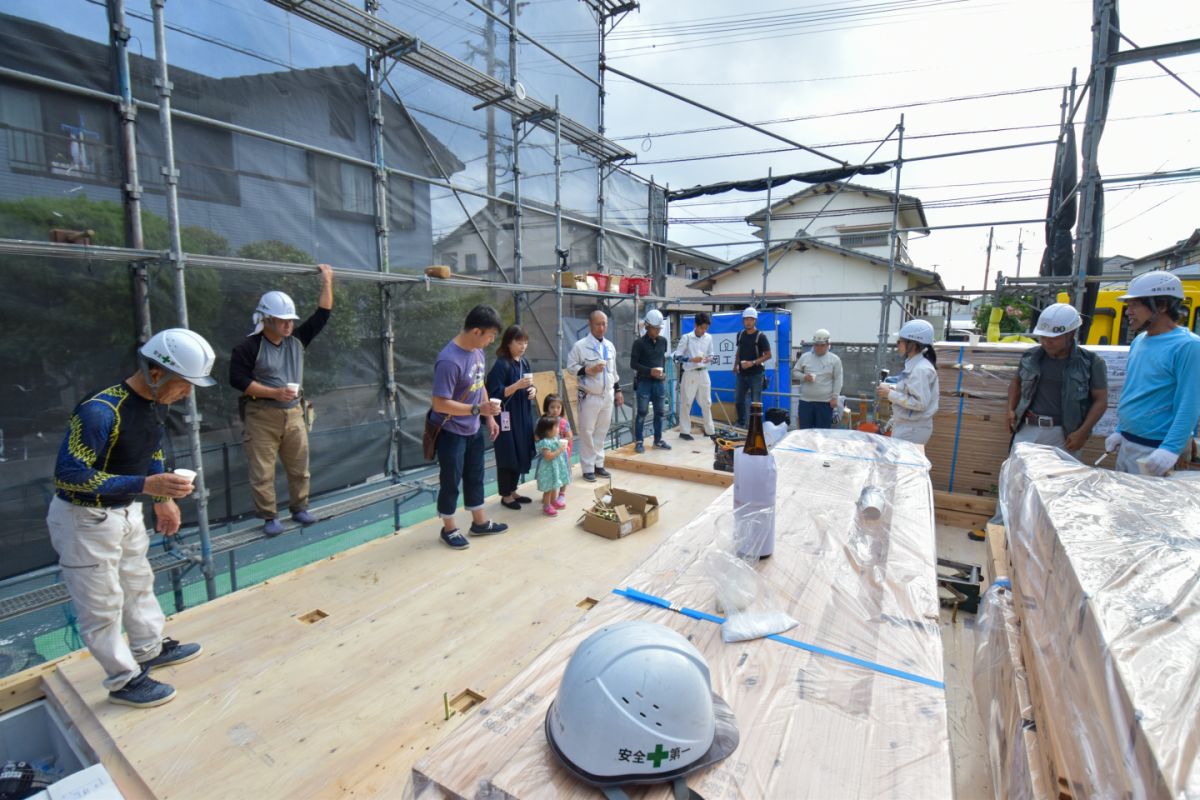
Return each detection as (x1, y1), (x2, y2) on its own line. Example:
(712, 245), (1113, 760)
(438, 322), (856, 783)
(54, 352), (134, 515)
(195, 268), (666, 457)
(48, 328), (216, 709)
(1103, 271), (1200, 476)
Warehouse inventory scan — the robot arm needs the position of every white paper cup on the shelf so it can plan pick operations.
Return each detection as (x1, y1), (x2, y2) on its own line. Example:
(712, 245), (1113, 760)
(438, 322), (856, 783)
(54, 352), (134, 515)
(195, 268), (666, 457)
(286, 382), (300, 393)
(489, 398), (502, 414)
(174, 468), (197, 485)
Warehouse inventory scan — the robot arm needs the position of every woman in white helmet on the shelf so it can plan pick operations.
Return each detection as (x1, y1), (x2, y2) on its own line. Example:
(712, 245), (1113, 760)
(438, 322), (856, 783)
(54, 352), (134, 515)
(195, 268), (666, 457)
(47, 328), (216, 709)
(1103, 270), (1200, 476)
(876, 319), (940, 446)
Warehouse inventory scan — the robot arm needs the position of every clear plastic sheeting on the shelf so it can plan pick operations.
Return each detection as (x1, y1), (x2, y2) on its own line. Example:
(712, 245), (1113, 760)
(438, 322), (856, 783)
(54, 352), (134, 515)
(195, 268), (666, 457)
(1001, 443), (1200, 797)
(412, 429), (951, 798)
(973, 581), (1051, 800)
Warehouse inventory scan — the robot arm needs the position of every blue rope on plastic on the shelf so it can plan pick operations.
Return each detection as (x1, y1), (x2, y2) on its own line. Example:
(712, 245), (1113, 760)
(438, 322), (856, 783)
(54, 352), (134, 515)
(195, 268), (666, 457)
(772, 445), (928, 470)
(612, 587), (945, 691)
(947, 346), (966, 492)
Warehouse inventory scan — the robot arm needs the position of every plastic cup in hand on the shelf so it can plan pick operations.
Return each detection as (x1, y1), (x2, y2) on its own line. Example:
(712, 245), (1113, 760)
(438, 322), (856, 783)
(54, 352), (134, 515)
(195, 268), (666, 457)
(286, 382), (300, 393)
(173, 468), (196, 492)
(559, 438), (569, 450)
(489, 398), (502, 414)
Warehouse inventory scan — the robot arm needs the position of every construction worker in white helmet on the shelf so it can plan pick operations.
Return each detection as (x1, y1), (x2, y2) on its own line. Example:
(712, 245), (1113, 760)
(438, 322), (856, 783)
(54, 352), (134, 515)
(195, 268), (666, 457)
(1007, 302), (1109, 455)
(1103, 271), (1200, 475)
(47, 328), (216, 708)
(229, 264), (334, 537)
(630, 308), (671, 453)
(877, 319), (939, 446)
(794, 328), (843, 429)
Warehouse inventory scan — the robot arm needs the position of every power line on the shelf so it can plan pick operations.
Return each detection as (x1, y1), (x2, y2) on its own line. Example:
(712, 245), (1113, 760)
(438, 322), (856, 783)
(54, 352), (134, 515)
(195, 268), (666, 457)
(609, 71), (1193, 142)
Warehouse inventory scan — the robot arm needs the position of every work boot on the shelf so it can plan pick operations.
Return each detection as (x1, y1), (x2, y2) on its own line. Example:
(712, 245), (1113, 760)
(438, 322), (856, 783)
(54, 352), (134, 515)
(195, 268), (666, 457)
(108, 667), (176, 708)
(594, 467), (611, 478)
(679, 432), (695, 441)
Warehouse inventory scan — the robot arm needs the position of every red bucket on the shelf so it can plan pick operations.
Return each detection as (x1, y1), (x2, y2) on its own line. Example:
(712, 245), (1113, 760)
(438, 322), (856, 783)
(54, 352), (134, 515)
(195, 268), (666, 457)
(587, 272), (609, 292)
(625, 276), (651, 296)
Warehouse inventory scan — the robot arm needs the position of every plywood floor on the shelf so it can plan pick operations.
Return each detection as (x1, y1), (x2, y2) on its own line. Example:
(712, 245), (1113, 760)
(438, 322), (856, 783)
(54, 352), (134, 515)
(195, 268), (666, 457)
(44, 467), (727, 800)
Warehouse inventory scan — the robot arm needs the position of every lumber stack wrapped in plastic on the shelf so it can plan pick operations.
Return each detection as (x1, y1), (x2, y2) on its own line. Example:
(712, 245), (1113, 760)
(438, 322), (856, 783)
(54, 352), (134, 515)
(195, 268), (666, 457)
(927, 342), (1128, 496)
(973, 582), (1053, 800)
(412, 430), (952, 798)
(1000, 443), (1200, 797)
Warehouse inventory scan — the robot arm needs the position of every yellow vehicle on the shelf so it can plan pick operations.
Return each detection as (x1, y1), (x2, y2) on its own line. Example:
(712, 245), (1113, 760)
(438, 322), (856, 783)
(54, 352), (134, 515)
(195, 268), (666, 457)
(1060, 284), (1200, 345)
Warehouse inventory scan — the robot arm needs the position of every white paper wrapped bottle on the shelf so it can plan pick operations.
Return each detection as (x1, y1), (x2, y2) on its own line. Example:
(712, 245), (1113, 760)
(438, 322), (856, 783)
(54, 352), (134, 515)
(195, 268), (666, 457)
(733, 402), (776, 559)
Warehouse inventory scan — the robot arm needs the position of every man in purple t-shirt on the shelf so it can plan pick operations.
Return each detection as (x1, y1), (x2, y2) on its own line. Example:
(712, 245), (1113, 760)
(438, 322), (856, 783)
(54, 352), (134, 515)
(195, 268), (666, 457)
(432, 305), (508, 549)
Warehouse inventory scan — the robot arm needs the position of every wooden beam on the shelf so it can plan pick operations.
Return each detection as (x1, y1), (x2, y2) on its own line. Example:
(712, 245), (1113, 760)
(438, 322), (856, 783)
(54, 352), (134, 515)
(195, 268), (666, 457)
(933, 490), (996, 517)
(0, 655), (72, 715)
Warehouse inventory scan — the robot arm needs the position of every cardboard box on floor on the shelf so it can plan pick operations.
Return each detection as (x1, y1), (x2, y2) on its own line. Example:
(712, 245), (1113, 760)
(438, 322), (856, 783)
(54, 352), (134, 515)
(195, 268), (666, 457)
(578, 486), (660, 539)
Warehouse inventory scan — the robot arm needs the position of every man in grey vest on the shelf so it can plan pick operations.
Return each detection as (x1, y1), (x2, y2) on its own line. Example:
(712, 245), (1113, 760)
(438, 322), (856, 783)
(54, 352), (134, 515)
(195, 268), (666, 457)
(1007, 303), (1108, 455)
(986, 302), (1108, 533)
(230, 264), (334, 536)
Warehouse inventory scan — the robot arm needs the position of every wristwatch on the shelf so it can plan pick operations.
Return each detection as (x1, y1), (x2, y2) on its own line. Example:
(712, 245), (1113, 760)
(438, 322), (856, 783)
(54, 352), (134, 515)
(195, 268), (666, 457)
(470, 403), (481, 416)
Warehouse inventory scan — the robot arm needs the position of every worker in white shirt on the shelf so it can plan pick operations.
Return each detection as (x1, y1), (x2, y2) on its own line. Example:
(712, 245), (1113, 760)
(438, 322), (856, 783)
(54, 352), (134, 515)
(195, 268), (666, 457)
(876, 319), (940, 446)
(565, 310), (625, 482)
(673, 312), (716, 441)
(794, 329), (843, 429)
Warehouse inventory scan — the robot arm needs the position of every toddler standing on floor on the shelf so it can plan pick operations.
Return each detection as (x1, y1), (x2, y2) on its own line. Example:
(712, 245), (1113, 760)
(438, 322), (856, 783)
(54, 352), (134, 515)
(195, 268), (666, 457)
(543, 394), (573, 506)
(534, 415), (570, 516)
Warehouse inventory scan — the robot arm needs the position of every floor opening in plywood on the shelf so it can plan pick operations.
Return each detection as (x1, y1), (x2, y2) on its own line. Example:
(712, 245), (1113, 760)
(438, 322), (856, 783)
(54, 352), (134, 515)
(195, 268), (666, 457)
(576, 597), (598, 611)
(297, 609), (329, 624)
(448, 689), (485, 715)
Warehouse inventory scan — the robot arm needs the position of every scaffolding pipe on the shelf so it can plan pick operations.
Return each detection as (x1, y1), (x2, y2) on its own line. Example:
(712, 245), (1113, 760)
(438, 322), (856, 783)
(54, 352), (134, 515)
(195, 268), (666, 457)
(366, 5), (402, 477)
(555, 97), (566, 374)
(510, 0), (524, 317)
(110, 0), (151, 346)
(151, 0), (217, 600)
(874, 115), (905, 385)
(761, 168), (772, 298)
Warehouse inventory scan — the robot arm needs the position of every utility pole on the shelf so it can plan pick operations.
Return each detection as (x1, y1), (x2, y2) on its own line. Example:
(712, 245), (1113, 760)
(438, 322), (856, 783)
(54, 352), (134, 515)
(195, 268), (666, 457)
(982, 226), (995, 300)
(1015, 229), (1024, 278)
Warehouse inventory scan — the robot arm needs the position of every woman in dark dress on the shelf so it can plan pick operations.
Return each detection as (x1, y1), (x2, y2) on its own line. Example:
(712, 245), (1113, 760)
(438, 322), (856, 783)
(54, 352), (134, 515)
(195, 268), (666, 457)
(487, 325), (537, 510)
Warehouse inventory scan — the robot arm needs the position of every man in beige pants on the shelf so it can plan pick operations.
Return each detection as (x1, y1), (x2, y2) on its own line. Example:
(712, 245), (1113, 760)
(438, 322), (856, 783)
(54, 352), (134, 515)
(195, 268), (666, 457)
(49, 328), (215, 708)
(229, 264), (334, 536)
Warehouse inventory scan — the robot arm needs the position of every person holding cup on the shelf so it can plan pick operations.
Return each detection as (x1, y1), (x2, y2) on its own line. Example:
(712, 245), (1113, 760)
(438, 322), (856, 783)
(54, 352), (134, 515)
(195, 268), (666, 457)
(432, 305), (509, 550)
(229, 263), (334, 537)
(486, 325), (537, 511)
(630, 308), (671, 454)
(48, 328), (216, 708)
(672, 311), (716, 441)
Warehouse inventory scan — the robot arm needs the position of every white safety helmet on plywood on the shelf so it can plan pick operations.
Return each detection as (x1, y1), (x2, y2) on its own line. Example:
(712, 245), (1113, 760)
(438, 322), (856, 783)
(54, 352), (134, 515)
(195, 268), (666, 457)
(812, 329), (831, 343)
(1118, 271), (1184, 302)
(545, 621), (739, 793)
(1032, 303), (1082, 337)
(643, 308), (664, 328)
(895, 319), (934, 346)
(139, 328), (217, 387)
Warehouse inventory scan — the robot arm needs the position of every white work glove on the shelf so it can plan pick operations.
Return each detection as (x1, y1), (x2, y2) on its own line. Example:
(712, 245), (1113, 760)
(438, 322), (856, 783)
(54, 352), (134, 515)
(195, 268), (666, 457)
(1142, 448), (1178, 477)
(1104, 432), (1123, 452)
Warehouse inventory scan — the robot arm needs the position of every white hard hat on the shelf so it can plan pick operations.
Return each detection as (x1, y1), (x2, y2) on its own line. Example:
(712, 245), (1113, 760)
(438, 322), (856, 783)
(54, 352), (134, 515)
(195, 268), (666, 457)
(742, 306), (758, 319)
(139, 328), (217, 387)
(643, 308), (664, 328)
(256, 290), (299, 320)
(1118, 270), (1184, 302)
(812, 329), (831, 343)
(1032, 303), (1082, 337)
(252, 290), (300, 334)
(895, 319), (934, 346)
(545, 621), (739, 791)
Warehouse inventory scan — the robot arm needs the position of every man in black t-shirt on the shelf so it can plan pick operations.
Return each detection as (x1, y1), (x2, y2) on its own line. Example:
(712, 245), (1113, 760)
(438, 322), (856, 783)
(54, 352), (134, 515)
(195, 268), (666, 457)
(732, 306), (771, 427)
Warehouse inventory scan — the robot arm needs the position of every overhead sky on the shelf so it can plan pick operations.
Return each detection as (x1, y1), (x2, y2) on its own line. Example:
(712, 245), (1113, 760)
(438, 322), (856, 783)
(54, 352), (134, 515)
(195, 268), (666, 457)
(597, 0), (1199, 292)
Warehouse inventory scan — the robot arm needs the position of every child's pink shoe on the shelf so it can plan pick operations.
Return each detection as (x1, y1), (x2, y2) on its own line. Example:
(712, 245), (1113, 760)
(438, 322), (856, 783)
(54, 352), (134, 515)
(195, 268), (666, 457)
(553, 495), (567, 509)
(543, 505), (558, 516)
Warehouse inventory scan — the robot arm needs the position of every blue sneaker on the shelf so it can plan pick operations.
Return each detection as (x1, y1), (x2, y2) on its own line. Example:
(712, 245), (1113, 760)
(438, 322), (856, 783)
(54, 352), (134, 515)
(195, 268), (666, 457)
(263, 518), (284, 537)
(108, 667), (176, 708)
(654, 440), (673, 450)
(634, 442), (645, 454)
(440, 529), (470, 549)
(292, 510), (317, 526)
(139, 638), (202, 672)
(468, 520), (508, 536)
